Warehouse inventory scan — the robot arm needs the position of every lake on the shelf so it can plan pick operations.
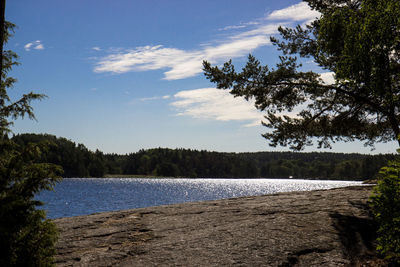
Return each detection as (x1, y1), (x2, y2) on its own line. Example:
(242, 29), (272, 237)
(36, 178), (364, 219)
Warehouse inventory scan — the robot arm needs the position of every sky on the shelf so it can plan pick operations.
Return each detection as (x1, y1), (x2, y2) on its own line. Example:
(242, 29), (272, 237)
(5, 0), (397, 155)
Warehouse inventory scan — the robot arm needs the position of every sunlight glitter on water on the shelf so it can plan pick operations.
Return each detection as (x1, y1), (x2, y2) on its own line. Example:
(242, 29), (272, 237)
(36, 178), (363, 218)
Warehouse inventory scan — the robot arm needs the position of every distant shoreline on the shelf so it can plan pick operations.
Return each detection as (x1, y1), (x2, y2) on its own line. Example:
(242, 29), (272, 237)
(67, 175), (370, 181)
(14, 134), (394, 181)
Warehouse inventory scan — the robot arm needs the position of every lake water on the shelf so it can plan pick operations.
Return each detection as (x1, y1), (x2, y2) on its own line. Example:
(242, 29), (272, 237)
(36, 178), (363, 219)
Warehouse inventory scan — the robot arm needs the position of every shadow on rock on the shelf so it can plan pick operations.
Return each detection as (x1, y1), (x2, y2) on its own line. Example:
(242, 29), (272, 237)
(330, 205), (377, 265)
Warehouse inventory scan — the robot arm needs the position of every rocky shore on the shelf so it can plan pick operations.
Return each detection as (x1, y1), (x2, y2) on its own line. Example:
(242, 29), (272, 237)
(54, 186), (381, 266)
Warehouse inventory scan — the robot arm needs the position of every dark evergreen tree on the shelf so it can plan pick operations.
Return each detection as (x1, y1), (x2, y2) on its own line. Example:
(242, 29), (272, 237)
(203, 0), (400, 151)
(0, 8), (62, 266)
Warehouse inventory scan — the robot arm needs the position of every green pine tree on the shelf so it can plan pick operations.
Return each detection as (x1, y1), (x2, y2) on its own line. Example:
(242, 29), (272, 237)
(0, 7), (62, 266)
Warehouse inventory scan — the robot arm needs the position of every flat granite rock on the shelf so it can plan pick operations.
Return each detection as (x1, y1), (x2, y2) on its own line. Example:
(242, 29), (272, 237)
(54, 186), (379, 266)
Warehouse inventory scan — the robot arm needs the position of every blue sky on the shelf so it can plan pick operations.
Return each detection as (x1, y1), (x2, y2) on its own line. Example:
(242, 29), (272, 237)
(6, 0), (396, 154)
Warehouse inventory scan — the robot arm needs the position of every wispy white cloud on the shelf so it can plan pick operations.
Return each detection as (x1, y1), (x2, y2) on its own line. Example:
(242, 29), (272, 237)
(35, 44), (44, 50)
(219, 21), (261, 31)
(170, 88), (263, 127)
(266, 2), (320, 22)
(170, 86), (320, 126)
(94, 2), (320, 80)
(24, 40), (44, 51)
(24, 43), (33, 51)
(92, 46), (102, 51)
(140, 95), (171, 101)
(205, 35), (270, 59)
(219, 25), (247, 31)
(95, 45), (205, 80)
(229, 24), (280, 41)
(94, 34), (270, 80)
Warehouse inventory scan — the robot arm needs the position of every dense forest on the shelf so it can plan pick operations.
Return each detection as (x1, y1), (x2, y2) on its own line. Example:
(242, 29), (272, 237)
(11, 133), (396, 180)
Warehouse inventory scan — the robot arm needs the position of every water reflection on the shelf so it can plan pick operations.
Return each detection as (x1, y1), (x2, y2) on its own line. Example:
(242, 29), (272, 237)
(36, 178), (363, 218)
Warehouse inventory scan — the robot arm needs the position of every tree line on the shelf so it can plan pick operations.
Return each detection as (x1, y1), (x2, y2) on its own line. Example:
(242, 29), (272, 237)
(12, 133), (395, 180)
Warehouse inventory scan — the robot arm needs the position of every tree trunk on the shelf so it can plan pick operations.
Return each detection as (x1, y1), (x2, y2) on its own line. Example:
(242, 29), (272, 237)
(0, 0), (5, 86)
(388, 109), (400, 147)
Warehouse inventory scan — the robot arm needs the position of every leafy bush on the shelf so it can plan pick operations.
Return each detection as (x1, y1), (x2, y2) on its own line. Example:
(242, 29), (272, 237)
(370, 150), (400, 261)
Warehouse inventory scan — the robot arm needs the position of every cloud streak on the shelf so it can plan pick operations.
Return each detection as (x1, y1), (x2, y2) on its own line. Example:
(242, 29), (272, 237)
(140, 95), (171, 101)
(266, 2), (320, 22)
(170, 88), (263, 127)
(94, 2), (320, 80)
(94, 35), (271, 80)
(24, 40), (44, 51)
